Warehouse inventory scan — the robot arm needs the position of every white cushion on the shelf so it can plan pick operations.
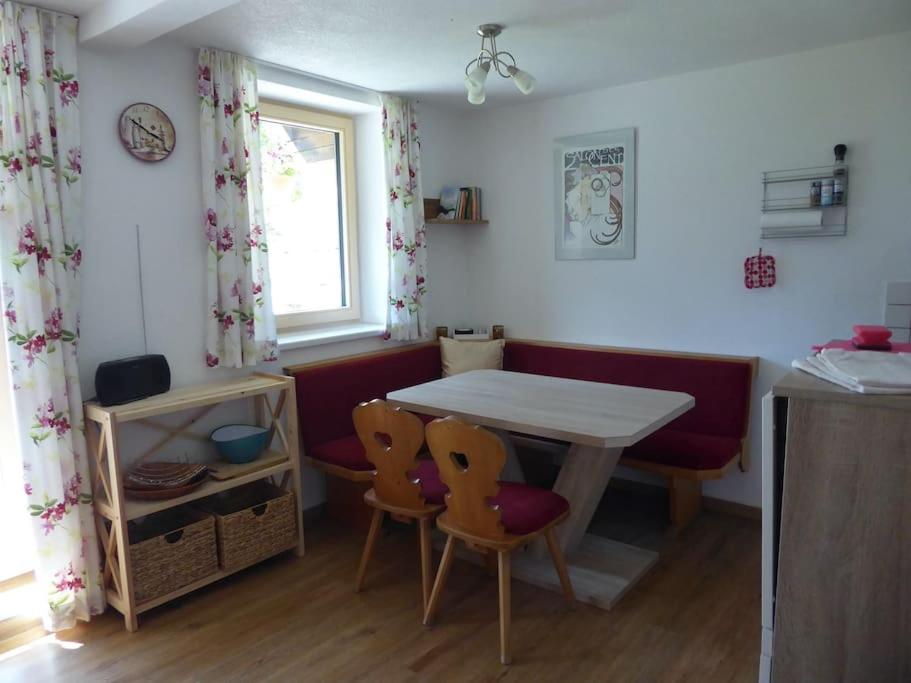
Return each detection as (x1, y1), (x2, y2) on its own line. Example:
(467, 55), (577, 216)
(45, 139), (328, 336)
(440, 337), (505, 377)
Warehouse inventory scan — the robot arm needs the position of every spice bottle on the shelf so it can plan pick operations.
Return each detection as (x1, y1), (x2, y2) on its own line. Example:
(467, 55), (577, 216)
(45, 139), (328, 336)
(821, 178), (834, 206)
(833, 144), (847, 205)
(810, 181), (821, 207)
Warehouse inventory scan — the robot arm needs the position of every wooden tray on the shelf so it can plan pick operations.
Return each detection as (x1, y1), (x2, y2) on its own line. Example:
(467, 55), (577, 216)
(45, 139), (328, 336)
(125, 462), (208, 491)
(208, 451), (289, 481)
(125, 477), (208, 501)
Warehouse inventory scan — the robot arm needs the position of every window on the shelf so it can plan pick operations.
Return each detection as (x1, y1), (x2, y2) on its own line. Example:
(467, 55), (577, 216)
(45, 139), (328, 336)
(259, 101), (359, 329)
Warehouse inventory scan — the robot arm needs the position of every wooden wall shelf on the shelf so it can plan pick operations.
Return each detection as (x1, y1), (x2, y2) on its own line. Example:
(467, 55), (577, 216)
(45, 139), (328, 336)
(425, 217), (489, 225)
(423, 197), (488, 225)
(84, 372), (305, 631)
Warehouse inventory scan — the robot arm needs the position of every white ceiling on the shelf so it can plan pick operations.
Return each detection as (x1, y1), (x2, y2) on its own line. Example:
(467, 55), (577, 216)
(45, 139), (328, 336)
(43, 0), (911, 108)
(31, 0), (103, 14)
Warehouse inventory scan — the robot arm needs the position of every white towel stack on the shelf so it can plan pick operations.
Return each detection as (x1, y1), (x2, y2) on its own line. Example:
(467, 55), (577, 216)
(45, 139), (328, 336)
(792, 348), (911, 394)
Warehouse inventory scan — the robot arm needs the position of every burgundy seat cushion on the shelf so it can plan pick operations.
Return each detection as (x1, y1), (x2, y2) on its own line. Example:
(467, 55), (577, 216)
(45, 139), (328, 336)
(408, 459), (448, 505)
(309, 434), (373, 472)
(503, 341), (752, 440)
(291, 344), (442, 457)
(623, 429), (741, 470)
(489, 482), (570, 536)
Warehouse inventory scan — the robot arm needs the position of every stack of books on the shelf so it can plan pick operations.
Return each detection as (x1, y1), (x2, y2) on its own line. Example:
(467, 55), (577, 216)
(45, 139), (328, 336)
(441, 186), (482, 221)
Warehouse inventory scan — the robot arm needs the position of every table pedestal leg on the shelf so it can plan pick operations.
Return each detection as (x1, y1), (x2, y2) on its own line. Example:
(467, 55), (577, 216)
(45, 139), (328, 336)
(551, 444), (623, 553)
(500, 443), (658, 610)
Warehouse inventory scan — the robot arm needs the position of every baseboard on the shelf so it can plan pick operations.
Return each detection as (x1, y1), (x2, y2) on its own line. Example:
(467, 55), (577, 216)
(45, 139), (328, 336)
(702, 495), (761, 520)
(607, 478), (760, 520)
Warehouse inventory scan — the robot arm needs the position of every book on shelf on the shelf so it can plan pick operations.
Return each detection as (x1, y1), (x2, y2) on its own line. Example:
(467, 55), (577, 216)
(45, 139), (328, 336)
(456, 186), (482, 221)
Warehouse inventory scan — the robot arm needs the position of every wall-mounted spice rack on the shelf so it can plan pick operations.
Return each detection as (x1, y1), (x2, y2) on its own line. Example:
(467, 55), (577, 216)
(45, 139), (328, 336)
(760, 164), (848, 238)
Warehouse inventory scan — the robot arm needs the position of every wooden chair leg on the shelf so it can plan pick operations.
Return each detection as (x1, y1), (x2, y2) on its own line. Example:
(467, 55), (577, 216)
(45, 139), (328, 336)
(418, 517), (433, 614)
(354, 508), (384, 592)
(669, 476), (702, 531)
(544, 528), (576, 605)
(423, 535), (456, 626)
(498, 550), (512, 665)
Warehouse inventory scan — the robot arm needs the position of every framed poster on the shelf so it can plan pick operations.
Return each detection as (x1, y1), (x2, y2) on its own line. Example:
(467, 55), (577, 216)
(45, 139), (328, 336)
(555, 128), (636, 260)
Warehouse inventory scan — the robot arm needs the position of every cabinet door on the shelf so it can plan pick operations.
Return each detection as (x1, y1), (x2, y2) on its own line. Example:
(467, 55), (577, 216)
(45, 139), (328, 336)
(772, 398), (911, 683)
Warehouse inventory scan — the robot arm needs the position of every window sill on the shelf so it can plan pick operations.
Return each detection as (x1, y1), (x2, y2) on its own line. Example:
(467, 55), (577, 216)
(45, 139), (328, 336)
(277, 322), (385, 351)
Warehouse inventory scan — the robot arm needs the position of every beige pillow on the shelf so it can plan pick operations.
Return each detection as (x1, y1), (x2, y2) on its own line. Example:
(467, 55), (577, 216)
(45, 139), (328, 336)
(440, 337), (505, 377)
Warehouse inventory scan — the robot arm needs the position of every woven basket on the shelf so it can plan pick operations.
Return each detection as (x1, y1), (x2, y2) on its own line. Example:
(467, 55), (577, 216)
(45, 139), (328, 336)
(128, 507), (217, 604)
(196, 482), (297, 573)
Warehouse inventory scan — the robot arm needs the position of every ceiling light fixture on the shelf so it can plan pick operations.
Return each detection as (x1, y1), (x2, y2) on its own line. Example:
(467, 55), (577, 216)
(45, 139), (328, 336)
(464, 24), (536, 105)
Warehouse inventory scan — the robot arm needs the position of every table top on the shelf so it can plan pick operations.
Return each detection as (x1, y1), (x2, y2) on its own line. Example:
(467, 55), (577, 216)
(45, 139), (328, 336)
(386, 369), (694, 448)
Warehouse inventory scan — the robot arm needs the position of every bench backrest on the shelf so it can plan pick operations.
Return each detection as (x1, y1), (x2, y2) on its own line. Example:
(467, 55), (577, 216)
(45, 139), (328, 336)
(285, 342), (441, 452)
(503, 340), (756, 440)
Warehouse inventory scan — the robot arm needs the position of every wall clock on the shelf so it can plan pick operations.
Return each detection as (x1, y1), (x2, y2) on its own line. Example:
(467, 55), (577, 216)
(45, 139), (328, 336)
(118, 102), (175, 162)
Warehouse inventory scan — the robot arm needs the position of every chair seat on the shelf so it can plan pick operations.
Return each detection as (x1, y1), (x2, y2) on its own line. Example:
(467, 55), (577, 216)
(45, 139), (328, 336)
(309, 434), (373, 472)
(489, 482), (570, 536)
(408, 459), (448, 505)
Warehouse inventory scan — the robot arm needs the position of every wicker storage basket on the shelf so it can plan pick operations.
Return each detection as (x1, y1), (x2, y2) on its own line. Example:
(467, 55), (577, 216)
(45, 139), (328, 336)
(196, 482), (297, 572)
(127, 507), (217, 604)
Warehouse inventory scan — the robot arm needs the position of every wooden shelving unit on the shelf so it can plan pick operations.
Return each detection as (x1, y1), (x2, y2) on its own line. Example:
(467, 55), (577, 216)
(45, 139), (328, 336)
(423, 197), (488, 225)
(84, 372), (304, 631)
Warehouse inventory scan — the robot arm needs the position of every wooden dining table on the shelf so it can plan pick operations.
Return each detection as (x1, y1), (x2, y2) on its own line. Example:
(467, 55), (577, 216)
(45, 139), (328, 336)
(387, 369), (694, 610)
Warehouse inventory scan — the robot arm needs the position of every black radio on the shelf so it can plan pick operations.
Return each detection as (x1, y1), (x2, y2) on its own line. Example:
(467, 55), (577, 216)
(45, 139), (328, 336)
(94, 354), (170, 406)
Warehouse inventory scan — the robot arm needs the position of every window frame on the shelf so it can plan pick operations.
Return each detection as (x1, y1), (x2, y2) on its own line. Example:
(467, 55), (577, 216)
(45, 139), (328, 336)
(259, 100), (360, 330)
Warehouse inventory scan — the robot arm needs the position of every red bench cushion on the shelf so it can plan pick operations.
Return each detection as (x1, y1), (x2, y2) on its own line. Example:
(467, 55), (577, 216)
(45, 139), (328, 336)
(623, 429), (742, 471)
(309, 434), (373, 471)
(310, 416), (437, 475)
(490, 482), (569, 536)
(504, 341), (752, 440)
(408, 459), (448, 505)
(291, 344), (442, 454)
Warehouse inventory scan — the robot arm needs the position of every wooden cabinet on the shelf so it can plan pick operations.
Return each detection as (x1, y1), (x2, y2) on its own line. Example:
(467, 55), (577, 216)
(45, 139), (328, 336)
(761, 372), (911, 682)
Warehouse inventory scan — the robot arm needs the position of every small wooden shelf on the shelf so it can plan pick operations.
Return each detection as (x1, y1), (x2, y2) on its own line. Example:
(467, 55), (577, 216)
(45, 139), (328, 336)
(423, 197), (487, 225)
(85, 371), (304, 631)
(122, 453), (291, 520)
(425, 217), (489, 225)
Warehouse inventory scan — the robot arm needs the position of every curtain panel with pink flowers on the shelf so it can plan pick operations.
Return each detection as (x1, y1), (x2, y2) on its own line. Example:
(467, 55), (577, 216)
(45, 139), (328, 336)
(381, 95), (428, 341)
(0, 1), (104, 631)
(198, 48), (278, 368)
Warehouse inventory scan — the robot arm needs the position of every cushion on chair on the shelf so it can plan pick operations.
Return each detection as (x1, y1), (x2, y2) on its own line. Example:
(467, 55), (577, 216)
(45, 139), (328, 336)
(489, 482), (570, 536)
(309, 434), (373, 472)
(622, 429), (741, 471)
(408, 459), (448, 505)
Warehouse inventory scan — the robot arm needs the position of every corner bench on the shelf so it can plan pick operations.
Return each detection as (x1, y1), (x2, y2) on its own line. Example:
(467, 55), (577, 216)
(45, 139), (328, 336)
(285, 339), (756, 531)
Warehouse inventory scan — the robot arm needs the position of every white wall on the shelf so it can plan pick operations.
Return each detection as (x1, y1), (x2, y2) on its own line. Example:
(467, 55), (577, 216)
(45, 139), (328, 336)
(76, 41), (470, 509)
(441, 31), (911, 506)
(417, 102), (476, 330)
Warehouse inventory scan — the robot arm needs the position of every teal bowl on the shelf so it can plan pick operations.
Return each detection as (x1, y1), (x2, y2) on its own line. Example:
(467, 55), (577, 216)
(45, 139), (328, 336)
(210, 424), (269, 464)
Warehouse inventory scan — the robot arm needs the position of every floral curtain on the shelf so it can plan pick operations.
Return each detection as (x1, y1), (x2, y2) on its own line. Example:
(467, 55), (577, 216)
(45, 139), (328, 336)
(0, 1), (104, 631)
(381, 95), (427, 341)
(198, 48), (277, 368)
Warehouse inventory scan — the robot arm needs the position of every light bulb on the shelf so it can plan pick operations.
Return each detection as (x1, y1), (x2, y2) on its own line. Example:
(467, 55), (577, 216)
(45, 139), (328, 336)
(465, 60), (490, 89)
(508, 66), (536, 95)
(466, 83), (486, 105)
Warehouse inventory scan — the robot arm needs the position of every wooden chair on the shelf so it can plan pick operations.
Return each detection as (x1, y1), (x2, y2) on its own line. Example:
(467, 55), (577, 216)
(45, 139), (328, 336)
(423, 417), (576, 665)
(352, 399), (447, 613)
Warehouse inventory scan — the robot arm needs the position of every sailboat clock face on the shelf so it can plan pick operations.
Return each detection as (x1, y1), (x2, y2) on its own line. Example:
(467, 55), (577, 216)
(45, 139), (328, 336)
(118, 102), (176, 162)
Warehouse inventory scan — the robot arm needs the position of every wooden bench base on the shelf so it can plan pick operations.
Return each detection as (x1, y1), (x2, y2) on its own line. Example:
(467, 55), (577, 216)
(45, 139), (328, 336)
(619, 455), (742, 532)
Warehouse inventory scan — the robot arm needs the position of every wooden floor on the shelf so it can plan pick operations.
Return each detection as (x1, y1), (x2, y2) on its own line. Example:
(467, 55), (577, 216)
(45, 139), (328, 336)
(0, 506), (760, 682)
